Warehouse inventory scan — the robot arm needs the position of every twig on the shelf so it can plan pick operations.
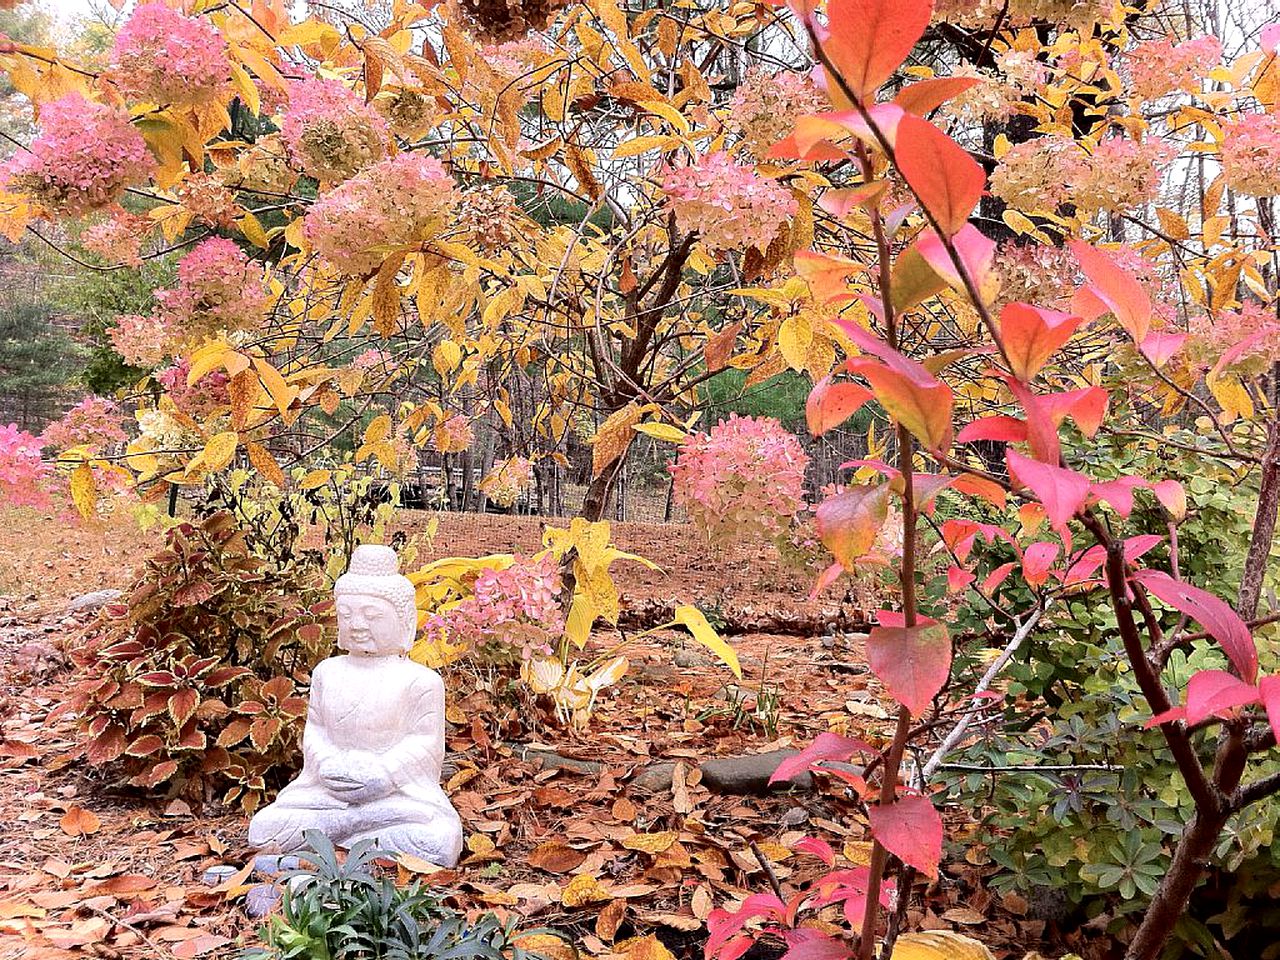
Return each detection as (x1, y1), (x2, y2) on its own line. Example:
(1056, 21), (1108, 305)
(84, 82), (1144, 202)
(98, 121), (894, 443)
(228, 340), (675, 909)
(81, 903), (174, 958)
(917, 602), (1049, 785)
(749, 840), (785, 901)
(937, 762), (1120, 773)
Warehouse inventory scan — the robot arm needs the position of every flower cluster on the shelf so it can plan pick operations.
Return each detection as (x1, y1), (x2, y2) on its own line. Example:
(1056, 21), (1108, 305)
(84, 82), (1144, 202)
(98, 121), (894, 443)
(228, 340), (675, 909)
(1189, 302), (1280, 375)
(156, 360), (231, 419)
(480, 455), (533, 507)
(661, 152), (797, 251)
(304, 152), (459, 275)
(175, 172), (240, 227)
(155, 238), (269, 343)
(40, 397), (126, 455)
(422, 554), (563, 663)
(1128, 35), (1221, 102)
(1220, 111), (1280, 197)
(1, 93), (153, 216)
(80, 206), (152, 266)
(458, 184), (522, 253)
(352, 348), (391, 370)
(991, 133), (1172, 214)
(377, 86), (439, 138)
(109, 3), (230, 107)
(1073, 136), (1172, 213)
(670, 414), (809, 542)
(725, 69), (826, 157)
(230, 134), (296, 195)
(432, 413), (473, 454)
(110, 312), (173, 368)
(0, 424), (51, 509)
(993, 242), (1077, 310)
(280, 77), (389, 184)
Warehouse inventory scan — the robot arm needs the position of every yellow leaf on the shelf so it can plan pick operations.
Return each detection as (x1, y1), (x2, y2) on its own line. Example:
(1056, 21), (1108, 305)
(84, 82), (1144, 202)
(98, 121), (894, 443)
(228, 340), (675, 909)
(565, 594), (596, 649)
(591, 402), (643, 478)
(888, 931), (995, 959)
(673, 605), (741, 678)
(201, 432), (240, 472)
(300, 468), (331, 490)
(247, 442), (286, 488)
(253, 357), (296, 416)
(69, 462), (97, 520)
(778, 313), (813, 372)
(613, 135), (682, 158)
(239, 211), (269, 248)
(633, 421), (687, 443)
(620, 831), (678, 854)
(365, 413), (392, 445)
(637, 100), (691, 135)
(433, 340), (462, 377)
(561, 873), (612, 908)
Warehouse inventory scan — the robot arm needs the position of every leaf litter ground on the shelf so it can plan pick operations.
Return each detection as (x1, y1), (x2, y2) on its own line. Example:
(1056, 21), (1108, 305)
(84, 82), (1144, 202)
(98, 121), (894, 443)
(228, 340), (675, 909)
(0, 506), (1064, 960)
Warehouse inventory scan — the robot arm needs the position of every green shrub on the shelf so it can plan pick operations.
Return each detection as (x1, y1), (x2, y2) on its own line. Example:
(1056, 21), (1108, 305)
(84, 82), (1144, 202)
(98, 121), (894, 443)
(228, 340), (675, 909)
(247, 832), (534, 960)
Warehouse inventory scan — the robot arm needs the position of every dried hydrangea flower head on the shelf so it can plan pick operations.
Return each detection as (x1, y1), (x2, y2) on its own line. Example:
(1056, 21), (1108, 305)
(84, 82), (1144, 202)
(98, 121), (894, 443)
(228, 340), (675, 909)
(109, 2), (231, 107)
(280, 77), (389, 184)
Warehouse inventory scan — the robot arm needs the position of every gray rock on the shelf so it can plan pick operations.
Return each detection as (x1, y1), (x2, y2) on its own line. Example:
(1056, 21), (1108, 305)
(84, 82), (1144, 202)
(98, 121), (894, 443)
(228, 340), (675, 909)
(244, 882), (282, 918)
(254, 854), (300, 876)
(699, 749), (812, 794)
(511, 744), (604, 776)
(630, 761), (676, 794)
(67, 589), (122, 614)
(674, 647), (711, 668)
(202, 864), (238, 886)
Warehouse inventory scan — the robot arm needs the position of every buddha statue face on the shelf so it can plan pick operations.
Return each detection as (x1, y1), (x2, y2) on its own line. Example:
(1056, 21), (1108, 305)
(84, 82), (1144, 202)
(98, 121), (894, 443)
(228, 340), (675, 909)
(336, 594), (404, 657)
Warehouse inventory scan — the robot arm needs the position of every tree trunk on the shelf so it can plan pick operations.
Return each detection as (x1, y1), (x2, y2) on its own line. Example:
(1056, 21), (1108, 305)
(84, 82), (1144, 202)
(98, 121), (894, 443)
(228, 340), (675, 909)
(1124, 809), (1227, 960)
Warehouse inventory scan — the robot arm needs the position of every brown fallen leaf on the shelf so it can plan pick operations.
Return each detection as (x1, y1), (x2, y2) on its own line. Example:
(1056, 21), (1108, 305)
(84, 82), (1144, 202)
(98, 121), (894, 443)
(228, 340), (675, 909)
(86, 874), (158, 895)
(611, 797), (637, 822)
(528, 841), (587, 874)
(173, 934), (233, 958)
(596, 898), (627, 941)
(59, 807), (101, 837)
(940, 906), (986, 925)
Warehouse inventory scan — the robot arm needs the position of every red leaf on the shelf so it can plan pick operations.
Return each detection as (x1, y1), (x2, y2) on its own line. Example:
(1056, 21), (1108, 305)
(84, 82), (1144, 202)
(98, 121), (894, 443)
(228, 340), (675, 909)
(821, 0), (933, 103)
(815, 484), (890, 568)
(848, 358), (953, 452)
(1000, 303), (1084, 381)
(1259, 676), (1280, 747)
(1184, 670), (1260, 725)
(1090, 476), (1147, 518)
(914, 224), (996, 293)
(125, 734), (164, 757)
(767, 133), (850, 163)
(866, 621), (951, 715)
(806, 377), (872, 436)
(1007, 448), (1090, 530)
(957, 415), (1027, 444)
(780, 931), (852, 960)
(1069, 241), (1152, 342)
(867, 795), (943, 877)
(950, 473), (1007, 508)
(1153, 478), (1187, 520)
(946, 565), (975, 593)
(168, 688), (199, 729)
(1021, 542), (1059, 588)
(1131, 571), (1257, 683)
(770, 732), (877, 784)
(895, 114), (983, 236)
(1040, 386), (1109, 438)
(1140, 331), (1188, 367)
(981, 561), (1016, 594)
(894, 76), (981, 115)
(794, 837), (837, 866)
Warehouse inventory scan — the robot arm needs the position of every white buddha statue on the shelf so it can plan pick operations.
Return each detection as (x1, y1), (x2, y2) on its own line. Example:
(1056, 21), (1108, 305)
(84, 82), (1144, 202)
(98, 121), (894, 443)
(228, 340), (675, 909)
(248, 545), (464, 867)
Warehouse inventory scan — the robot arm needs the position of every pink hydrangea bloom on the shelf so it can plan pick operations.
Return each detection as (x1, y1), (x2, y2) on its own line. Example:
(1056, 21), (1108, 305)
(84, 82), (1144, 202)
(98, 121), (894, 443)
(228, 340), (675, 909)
(480, 455), (533, 508)
(1, 93), (153, 217)
(1189, 301), (1280, 374)
(727, 69), (826, 157)
(110, 312), (174, 368)
(1128, 35), (1221, 102)
(422, 554), (564, 662)
(0, 423), (52, 509)
(352, 348), (391, 369)
(990, 135), (1079, 211)
(1073, 136), (1173, 213)
(1220, 111), (1280, 197)
(661, 152), (797, 251)
(670, 414), (809, 542)
(40, 397), (127, 455)
(156, 359), (231, 419)
(81, 206), (152, 266)
(175, 171), (241, 227)
(156, 237), (269, 342)
(432, 413), (473, 454)
(303, 151), (459, 275)
(110, 2), (231, 107)
(280, 77), (389, 183)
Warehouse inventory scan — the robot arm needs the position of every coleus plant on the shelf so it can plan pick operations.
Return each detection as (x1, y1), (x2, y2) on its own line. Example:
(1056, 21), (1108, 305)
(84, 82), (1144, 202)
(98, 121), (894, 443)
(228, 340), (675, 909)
(697, 2), (1280, 960)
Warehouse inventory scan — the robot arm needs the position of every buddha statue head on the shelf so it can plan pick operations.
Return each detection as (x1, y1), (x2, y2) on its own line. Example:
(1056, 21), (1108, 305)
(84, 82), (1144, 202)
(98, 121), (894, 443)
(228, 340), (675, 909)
(334, 545), (418, 656)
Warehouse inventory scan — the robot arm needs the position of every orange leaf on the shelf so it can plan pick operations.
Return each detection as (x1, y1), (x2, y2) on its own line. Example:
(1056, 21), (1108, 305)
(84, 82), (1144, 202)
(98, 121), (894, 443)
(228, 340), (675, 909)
(999, 303), (1084, 381)
(59, 806), (101, 837)
(1069, 240), (1151, 342)
(528, 841), (587, 874)
(849, 357), (954, 452)
(895, 113), (984, 237)
(806, 376), (872, 436)
(815, 484), (890, 568)
(822, 0), (933, 104)
(894, 76), (981, 115)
